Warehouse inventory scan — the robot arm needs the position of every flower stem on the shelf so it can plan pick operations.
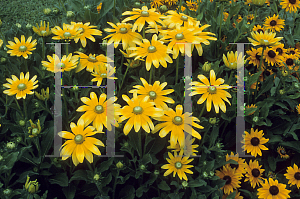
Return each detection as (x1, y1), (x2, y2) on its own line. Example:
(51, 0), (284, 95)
(14, 98), (24, 118)
(228, 70), (234, 84)
(66, 44), (69, 55)
(253, 9), (257, 26)
(219, 4), (223, 40)
(138, 129), (142, 158)
(113, 0), (116, 19)
(119, 66), (129, 94)
(254, 47), (264, 100)
(198, 103), (206, 119)
(142, 26), (145, 39)
(23, 98), (28, 120)
(149, 66), (153, 84)
(42, 37), (45, 61)
(176, 56), (179, 84)
(178, 0), (182, 13)
(59, 0), (67, 13)
(112, 170), (120, 199)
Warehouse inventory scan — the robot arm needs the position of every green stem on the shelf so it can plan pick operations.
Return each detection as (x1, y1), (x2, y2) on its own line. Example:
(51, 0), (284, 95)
(149, 66), (153, 84)
(219, 4), (223, 41)
(198, 103), (206, 119)
(142, 26), (145, 39)
(42, 37), (45, 61)
(199, 127), (210, 149)
(178, 0), (182, 13)
(15, 98), (24, 118)
(138, 129), (142, 158)
(119, 66), (129, 94)
(254, 47), (265, 100)
(66, 44), (69, 55)
(176, 56), (179, 84)
(24, 59), (28, 72)
(228, 70), (234, 84)
(23, 98), (27, 120)
(59, 0), (67, 13)
(113, 170), (120, 199)
(253, 9), (257, 26)
(113, 0), (116, 18)
(143, 133), (148, 156)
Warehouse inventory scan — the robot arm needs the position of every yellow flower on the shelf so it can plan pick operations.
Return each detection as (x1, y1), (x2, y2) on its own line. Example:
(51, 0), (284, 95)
(35, 87), (50, 101)
(3, 72), (38, 100)
(297, 104), (300, 114)
(128, 34), (173, 71)
(242, 128), (269, 157)
(161, 10), (197, 29)
(0, 39), (3, 48)
(74, 52), (112, 73)
(164, 0), (179, 7)
(246, 47), (264, 67)
(188, 70), (232, 113)
(6, 35), (37, 59)
(284, 164), (300, 188)
(58, 119), (105, 166)
(41, 53), (78, 73)
(122, 6), (163, 32)
(103, 22), (143, 50)
(150, 0), (164, 8)
(91, 63), (117, 86)
(71, 22), (102, 47)
(152, 105), (203, 148)
(119, 94), (164, 135)
(225, 152), (247, 176)
(186, 0), (198, 11)
(51, 23), (82, 41)
(161, 150), (194, 181)
(129, 77), (175, 110)
(32, 21), (52, 37)
(223, 12), (229, 21)
(248, 31), (283, 46)
(25, 176), (39, 194)
(244, 159), (265, 188)
(263, 47), (283, 66)
(280, 0), (300, 13)
(257, 178), (291, 198)
(215, 165), (242, 195)
(97, 2), (102, 13)
(264, 14), (285, 32)
(223, 51), (244, 69)
(253, 25), (265, 33)
(28, 119), (41, 138)
(167, 134), (199, 156)
(76, 92), (120, 131)
(277, 146), (289, 159)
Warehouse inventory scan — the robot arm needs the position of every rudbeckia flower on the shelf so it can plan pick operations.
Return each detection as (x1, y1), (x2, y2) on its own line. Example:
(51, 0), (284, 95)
(6, 35), (37, 59)
(215, 165), (242, 195)
(3, 72), (38, 99)
(242, 128), (269, 157)
(280, 0), (300, 13)
(248, 31), (283, 46)
(74, 52), (112, 73)
(58, 119), (105, 166)
(284, 164), (300, 188)
(160, 10), (197, 28)
(71, 22), (102, 47)
(32, 21), (52, 37)
(51, 23), (82, 41)
(244, 159), (265, 188)
(167, 134), (199, 156)
(246, 47), (264, 67)
(91, 63), (117, 86)
(223, 51), (245, 69)
(264, 14), (285, 32)
(263, 47), (283, 66)
(41, 53), (78, 73)
(257, 178), (291, 199)
(225, 152), (247, 176)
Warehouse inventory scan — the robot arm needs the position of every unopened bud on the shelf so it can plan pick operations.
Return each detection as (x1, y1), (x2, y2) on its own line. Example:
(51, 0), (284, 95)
(203, 172), (208, 178)
(52, 8), (59, 14)
(279, 89), (285, 95)
(7, 142), (16, 149)
(140, 164), (146, 170)
(3, 188), (12, 195)
(19, 120), (26, 126)
(94, 174), (100, 181)
(26, 23), (32, 29)
(160, 5), (168, 13)
(43, 8), (51, 15)
(209, 171), (214, 176)
(203, 62), (211, 72)
(253, 116), (258, 122)
(66, 11), (75, 18)
(182, 181), (188, 187)
(209, 117), (217, 124)
(15, 23), (21, 28)
(116, 161), (124, 169)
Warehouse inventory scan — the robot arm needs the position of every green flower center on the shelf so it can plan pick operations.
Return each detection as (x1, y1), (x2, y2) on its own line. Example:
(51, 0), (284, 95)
(78, 27), (84, 33)
(294, 172), (300, 180)
(119, 27), (128, 34)
(223, 176), (232, 185)
(208, 86), (217, 94)
(95, 105), (104, 114)
(175, 33), (184, 40)
(56, 63), (65, 68)
(32, 128), (39, 135)
(17, 83), (27, 90)
(40, 30), (47, 35)
(141, 11), (149, 17)
(269, 185), (279, 195)
(149, 91), (156, 99)
(289, 0), (296, 4)
(250, 137), (260, 146)
(175, 162), (182, 169)
(173, 116), (183, 125)
(148, 46), (157, 53)
(133, 106), (143, 114)
(19, 45), (27, 52)
(74, 134), (84, 144)
(100, 73), (107, 78)
(88, 56), (97, 62)
(180, 15), (188, 21)
(268, 50), (276, 58)
(280, 149), (286, 155)
(63, 32), (72, 38)
(251, 168), (260, 177)
(260, 39), (269, 45)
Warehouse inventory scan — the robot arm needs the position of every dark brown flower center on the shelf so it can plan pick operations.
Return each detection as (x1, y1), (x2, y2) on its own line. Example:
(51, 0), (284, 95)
(289, 0), (296, 4)
(286, 58), (293, 66)
(270, 20), (277, 26)
(257, 29), (264, 34)
(276, 48), (283, 55)
(290, 50), (295, 55)
(255, 53), (261, 60)
(223, 176), (232, 185)
(230, 163), (239, 170)
(268, 50), (276, 58)
(251, 137), (260, 146)
(251, 168), (260, 177)
(265, 71), (271, 76)
(294, 172), (300, 180)
(269, 185), (279, 195)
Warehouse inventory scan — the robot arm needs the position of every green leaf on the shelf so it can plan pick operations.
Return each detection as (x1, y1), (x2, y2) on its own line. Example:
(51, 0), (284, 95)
(62, 184), (76, 199)
(247, 71), (262, 88)
(281, 141), (300, 153)
(229, 3), (242, 17)
(136, 185), (148, 198)
(188, 179), (207, 187)
(141, 154), (152, 165)
(158, 181), (171, 191)
(257, 74), (275, 99)
(68, 0), (83, 13)
(102, 173), (112, 186)
(227, 191), (236, 199)
(69, 170), (88, 183)
(268, 135), (282, 143)
(287, 92), (300, 99)
(98, 158), (114, 172)
(209, 126), (219, 148)
(49, 173), (69, 187)
(1, 152), (19, 171)
(268, 156), (276, 171)
(41, 126), (54, 160)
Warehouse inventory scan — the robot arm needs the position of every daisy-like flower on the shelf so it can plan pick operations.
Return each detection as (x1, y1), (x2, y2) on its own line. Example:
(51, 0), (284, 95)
(41, 53), (78, 73)
(51, 23), (82, 41)
(145, 22), (173, 35)
(97, 2), (102, 13)
(248, 31), (283, 46)
(103, 22), (142, 50)
(277, 146), (289, 159)
(128, 34), (173, 71)
(161, 150), (194, 181)
(152, 105), (203, 148)
(223, 12), (229, 21)
(91, 63), (116, 86)
(71, 22), (102, 48)
(242, 128), (269, 157)
(32, 21), (52, 37)
(150, 0), (164, 8)
(28, 119), (42, 138)
(215, 165), (242, 195)
(35, 87), (50, 101)
(296, 104), (300, 114)
(245, 104), (257, 115)
(188, 70), (232, 113)
(223, 51), (245, 70)
(119, 94), (164, 135)
(280, 54), (296, 70)
(74, 52), (112, 73)
(244, 159), (265, 188)
(186, 0), (199, 11)
(285, 164), (300, 188)
(165, 0), (178, 7)
(280, 0), (300, 13)
(76, 92), (120, 131)
(246, 47), (264, 67)
(161, 10), (197, 29)
(273, 43), (287, 56)
(122, 6), (163, 32)
(225, 152), (247, 176)
(264, 14), (285, 32)
(0, 39), (3, 48)
(257, 178), (291, 198)
(253, 25), (265, 33)
(287, 47), (300, 59)
(3, 72), (38, 99)
(6, 35), (37, 59)
(58, 119), (105, 166)
(263, 47), (283, 66)
(129, 77), (175, 110)
(167, 134), (199, 156)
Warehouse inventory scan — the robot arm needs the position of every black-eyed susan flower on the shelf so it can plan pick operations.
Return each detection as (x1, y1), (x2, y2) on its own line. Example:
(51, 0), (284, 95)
(3, 72), (38, 100)
(242, 128), (269, 157)
(186, 0), (198, 11)
(296, 104), (300, 114)
(253, 25), (265, 33)
(128, 34), (173, 71)
(165, 0), (178, 7)
(91, 63), (116, 86)
(76, 92), (120, 131)
(284, 164), (300, 188)
(287, 47), (300, 59)
(152, 105), (203, 148)
(41, 53), (78, 73)
(280, 0), (300, 13)
(223, 12), (229, 21)
(263, 47), (283, 66)
(167, 134), (199, 156)
(280, 54), (296, 70)
(122, 6), (163, 32)
(32, 21), (52, 37)
(244, 159), (265, 188)
(6, 35), (37, 59)
(28, 119), (41, 138)
(150, 0), (164, 8)
(129, 77), (175, 110)
(58, 119), (105, 166)
(273, 43), (287, 56)
(215, 165), (242, 195)
(51, 23), (82, 41)
(74, 52), (112, 73)
(257, 178), (291, 198)
(103, 22), (143, 50)
(223, 51), (244, 70)
(161, 150), (194, 181)
(119, 93), (164, 135)
(277, 146), (289, 158)
(35, 87), (50, 101)
(188, 70), (232, 113)
(264, 14), (285, 32)
(246, 47), (264, 67)
(248, 31), (283, 46)
(71, 22), (102, 48)
(225, 152), (247, 176)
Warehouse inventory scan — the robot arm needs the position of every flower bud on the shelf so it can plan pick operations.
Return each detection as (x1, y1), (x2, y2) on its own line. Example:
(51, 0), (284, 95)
(15, 23), (21, 28)
(182, 181), (188, 187)
(3, 188), (12, 195)
(1, 57), (7, 63)
(25, 176), (39, 194)
(281, 69), (289, 76)
(19, 120), (26, 126)
(209, 171), (214, 176)
(94, 174), (100, 181)
(203, 172), (208, 178)
(154, 170), (160, 175)
(0, 19), (2, 27)
(203, 62), (211, 72)
(35, 102), (39, 108)
(134, 2), (141, 7)
(26, 23), (32, 29)
(43, 8), (52, 15)
(294, 82), (299, 89)
(77, 47), (85, 53)
(279, 89), (285, 95)
(0, 154), (3, 161)
(84, 5), (90, 9)
(16, 136), (22, 143)
(102, 39), (108, 47)
(140, 164), (146, 170)
(7, 142), (16, 149)
(33, 167), (38, 173)
(116, 161), (124, 169)
(72, 85), (79, 91)
(216, 143), (222, 148)
(253, 116), (258, 123)
(66, 11), (75, 18)
(203, 161), (207, 165)
(209, 117), (217, 124)
(52, 8), (59, 14)
(123, 142), (129, 148)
